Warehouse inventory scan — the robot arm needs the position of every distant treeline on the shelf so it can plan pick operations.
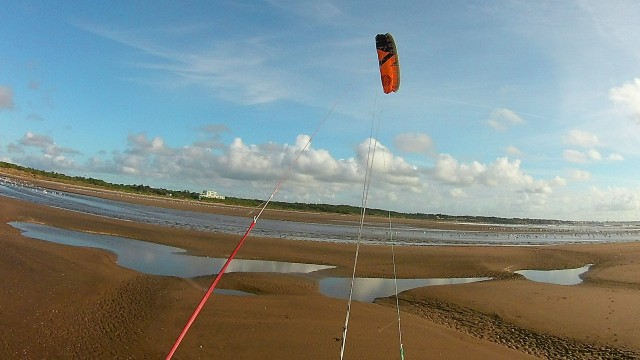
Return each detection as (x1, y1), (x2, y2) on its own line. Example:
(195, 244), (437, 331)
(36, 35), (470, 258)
(0, 161), (566, 225)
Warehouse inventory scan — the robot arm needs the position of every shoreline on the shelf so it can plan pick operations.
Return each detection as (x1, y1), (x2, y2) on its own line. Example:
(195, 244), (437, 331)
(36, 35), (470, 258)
(0, 170), (593, 232)
(2, 173), (638, 250)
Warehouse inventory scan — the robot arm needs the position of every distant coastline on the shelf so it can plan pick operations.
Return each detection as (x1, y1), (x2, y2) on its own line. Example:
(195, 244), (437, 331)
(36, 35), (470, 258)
(0, 161), (617, 226)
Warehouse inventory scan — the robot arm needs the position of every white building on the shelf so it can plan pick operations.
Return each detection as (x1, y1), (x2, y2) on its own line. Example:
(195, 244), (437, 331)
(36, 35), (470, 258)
(199, 190), (225, 200)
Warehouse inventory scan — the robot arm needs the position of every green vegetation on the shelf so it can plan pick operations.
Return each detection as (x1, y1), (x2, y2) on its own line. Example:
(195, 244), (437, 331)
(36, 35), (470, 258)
(0, 161), (200, 200)
(0, 161), (566, 225)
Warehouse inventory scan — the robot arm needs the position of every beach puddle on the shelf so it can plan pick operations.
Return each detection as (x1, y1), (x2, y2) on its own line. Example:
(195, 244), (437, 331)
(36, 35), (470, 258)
(10, 222), (493, 302)
(213, 289), (254, 296)
(9, 222), (334, 279)
(319, 277), (491, 302)
(515, 264), (592, 285)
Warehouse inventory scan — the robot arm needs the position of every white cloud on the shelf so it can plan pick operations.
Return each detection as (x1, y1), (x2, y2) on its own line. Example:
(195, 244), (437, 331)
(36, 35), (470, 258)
(586, 149), (602, 161)
(393, 132), (436, 155)
(0, 157), (13, 164)
(7, 143), (24, 154)
(563, 149), (587, 163)
(14, 153), (79, 171)
(563, 148), (602, 163)
(497, 108), (526, 124)
(568, 168), (591, 181)
(449, 188), (467, 198)
(607, 153), (624, 162)
(19, 132), (81, 156)
(355, 138), (421, 187)
(126, 133), (176, 156)
(610, 78), (640, 122)
(486, 108), (525, 131)
(591, 186), (640, 212)
(562, 129), (601, 147)
(487, 119), (506, 131)
(0, 85), (15, 110)
(20, 132), (55, 147)
(431, 154), (486, 186)
(430, 154), (564, 194)
(504, 145), (523, 156)
(84, 133), (422, 201)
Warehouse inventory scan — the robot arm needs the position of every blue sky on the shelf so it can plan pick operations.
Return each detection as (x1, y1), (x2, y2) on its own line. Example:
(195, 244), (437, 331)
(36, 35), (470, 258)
(2, 1), (640, 221)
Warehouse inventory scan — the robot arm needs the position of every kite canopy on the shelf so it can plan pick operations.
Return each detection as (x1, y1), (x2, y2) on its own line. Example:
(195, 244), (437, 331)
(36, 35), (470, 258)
(376, 33), (400, 94)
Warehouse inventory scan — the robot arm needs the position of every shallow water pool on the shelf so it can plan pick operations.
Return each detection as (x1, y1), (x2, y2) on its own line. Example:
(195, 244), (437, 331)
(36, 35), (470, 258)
(515, 264), (592, 285)
(10, 222), (492, 302)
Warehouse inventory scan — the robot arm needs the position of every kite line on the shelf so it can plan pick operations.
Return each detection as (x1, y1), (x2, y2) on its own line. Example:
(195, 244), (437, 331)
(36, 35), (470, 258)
(164, 79), (356, 360)
(340, 90), (391, 359)
(341, 33), (403, 359)
(339, 95), (405, 360)
(339, 100), (379, 360)
(382, 132), (405, 360)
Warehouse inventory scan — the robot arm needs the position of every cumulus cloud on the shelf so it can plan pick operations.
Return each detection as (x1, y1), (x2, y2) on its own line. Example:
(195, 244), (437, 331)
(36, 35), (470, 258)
(12, 129), (585, 218)
(126, 133), (176, 156)
(13, 153), (79, 171)
(562, 129), (601, 147)
(568, 168), (591, 181)
(194, 124), (229, 149)
(610, 78), (640, 122)
(20, 132), (54, 147)
(563, 149), (601, 163)
(486, 108), (525, 131)
(393, 132), (436, 156)
(608, 153), (624, 162)
(0, 85), (15, 110)
(592, 186), (640, 212)
(84, 133), (422, 199)
(504, 145), (523, 156)
(586, 149), (602, 161)
(192, 139), (226, 149)
(430, 155), (564, 194)
(7, 143), (24, 153)
(355, 138), (421, 188)
(431, 154), (486, 186)
(449, 188), (467, 198)
(19, 131), (82, 156)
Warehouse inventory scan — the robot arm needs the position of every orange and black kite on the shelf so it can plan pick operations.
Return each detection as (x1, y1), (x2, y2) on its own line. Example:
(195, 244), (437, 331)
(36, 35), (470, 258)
(376, 33), (400, 94)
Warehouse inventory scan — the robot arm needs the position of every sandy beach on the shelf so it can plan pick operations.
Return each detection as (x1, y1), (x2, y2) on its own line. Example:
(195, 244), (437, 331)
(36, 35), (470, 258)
(2, 176), (640, 359)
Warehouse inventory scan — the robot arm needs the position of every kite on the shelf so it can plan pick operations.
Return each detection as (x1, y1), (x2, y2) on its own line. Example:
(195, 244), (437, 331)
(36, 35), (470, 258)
(376, 33), (400, 94)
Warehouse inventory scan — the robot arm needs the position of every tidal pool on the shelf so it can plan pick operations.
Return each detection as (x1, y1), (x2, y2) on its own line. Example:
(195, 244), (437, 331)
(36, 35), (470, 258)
(10, 222), (491, 302)
(9, 222), (334, 277)
(515, 264), (592, 285)
(319, 277), (491, 302)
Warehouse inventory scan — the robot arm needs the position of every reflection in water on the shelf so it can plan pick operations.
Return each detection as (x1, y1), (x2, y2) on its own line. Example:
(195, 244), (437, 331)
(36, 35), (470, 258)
(10, 222), (492, 302)
(214, 289), (254, 296)
(319, 277), (491, 302)
(515, 264), (592, 285)
(10, 222), (334, 278)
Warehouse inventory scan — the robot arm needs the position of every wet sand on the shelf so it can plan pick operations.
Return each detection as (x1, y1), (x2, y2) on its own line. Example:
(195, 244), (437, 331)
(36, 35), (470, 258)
(2, 179), (640, 358)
